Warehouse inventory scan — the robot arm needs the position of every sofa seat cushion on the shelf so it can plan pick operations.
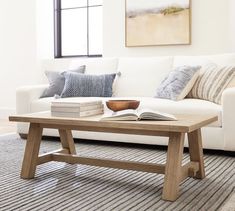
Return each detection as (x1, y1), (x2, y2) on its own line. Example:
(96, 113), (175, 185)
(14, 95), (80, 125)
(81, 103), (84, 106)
(30, 97), (107, 112)
(31, 97), (55, 112)
(137, 98), (222, 127)
(30, 97), (222, 127)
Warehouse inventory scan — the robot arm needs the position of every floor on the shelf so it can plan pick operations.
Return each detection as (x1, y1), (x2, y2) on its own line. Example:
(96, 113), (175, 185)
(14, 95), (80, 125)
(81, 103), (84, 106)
(0, 119), (234, 210)
(0, 119), (16, 135)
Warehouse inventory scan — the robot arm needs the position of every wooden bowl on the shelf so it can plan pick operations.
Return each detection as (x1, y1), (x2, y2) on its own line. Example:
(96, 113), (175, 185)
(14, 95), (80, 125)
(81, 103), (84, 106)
(106, 100), (140, 112)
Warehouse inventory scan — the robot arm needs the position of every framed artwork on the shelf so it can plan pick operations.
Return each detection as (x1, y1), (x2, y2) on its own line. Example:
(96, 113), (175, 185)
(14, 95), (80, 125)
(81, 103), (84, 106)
(125, 0), (191, 47)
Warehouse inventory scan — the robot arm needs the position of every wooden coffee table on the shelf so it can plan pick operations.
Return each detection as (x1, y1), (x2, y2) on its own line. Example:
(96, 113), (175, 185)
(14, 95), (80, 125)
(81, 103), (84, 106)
(9, 112), (217, 201)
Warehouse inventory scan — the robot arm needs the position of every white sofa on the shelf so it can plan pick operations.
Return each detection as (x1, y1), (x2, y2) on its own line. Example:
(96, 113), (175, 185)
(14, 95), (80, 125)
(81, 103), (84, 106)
(16, 54), (235, 151)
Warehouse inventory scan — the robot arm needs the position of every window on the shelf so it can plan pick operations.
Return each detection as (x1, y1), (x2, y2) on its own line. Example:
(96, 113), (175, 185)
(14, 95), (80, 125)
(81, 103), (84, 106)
(54, 0), (103, 58)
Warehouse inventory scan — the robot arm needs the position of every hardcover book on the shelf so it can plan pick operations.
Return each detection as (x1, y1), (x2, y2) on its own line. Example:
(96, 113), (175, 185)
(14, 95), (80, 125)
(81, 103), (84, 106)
(100, 109), (177, 121)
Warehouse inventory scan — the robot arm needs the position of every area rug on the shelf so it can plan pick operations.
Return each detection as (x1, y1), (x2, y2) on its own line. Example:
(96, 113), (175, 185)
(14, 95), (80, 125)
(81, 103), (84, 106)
(0, 134), (234, 211)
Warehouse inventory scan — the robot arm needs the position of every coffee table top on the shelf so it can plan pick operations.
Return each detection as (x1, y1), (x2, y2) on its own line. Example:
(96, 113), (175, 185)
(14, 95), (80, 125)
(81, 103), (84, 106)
(9, 111), (218, 133)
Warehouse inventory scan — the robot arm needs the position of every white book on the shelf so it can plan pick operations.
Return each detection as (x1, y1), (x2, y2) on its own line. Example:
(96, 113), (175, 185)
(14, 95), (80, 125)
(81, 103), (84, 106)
(51, 108), (104, 118)
(52, 99), (102, 107)
(51, 104), (104, 113)
(100, 109), (177, 121)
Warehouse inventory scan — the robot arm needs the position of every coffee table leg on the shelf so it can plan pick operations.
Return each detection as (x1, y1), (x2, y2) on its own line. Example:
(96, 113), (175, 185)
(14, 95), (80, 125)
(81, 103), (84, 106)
(59, 129), (76, 155)
(188, 129), (205, 179)
(162, 132), (185, 201)
(21, 123), (43, 179)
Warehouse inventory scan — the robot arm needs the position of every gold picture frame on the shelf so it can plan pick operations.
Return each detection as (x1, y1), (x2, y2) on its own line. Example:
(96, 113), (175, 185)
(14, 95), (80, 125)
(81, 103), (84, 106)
(125, 0), (191, 47)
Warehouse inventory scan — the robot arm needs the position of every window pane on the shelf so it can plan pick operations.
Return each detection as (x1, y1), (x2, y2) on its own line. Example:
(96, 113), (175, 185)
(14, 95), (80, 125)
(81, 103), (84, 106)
(89, 0), (102, 6)
(61, 0), (87, 9)
(62, 8), (87, 56)
(89, 6), (102, 55)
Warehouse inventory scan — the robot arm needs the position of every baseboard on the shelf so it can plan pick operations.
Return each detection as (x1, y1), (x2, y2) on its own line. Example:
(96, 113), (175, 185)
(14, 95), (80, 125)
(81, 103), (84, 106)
(0, 108), (16, 119)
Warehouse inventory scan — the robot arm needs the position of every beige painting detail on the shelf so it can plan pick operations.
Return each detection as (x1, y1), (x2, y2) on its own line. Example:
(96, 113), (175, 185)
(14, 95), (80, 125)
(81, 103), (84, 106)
(126, 0), (191, 46)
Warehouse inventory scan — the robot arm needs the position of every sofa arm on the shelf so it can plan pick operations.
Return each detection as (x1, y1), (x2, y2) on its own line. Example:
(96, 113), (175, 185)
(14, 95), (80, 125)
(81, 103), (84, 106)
(222, 88), (235, 151)
(16, 84), (49, 114)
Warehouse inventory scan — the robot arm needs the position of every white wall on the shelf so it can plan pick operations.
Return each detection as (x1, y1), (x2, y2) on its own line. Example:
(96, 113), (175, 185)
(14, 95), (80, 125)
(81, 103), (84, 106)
(229, 0), (235, 51)
(37, 0), (235, 59)
(103, 0), (233, 57)
(0, 0), (40, 115)
(36, 0), (54, 60)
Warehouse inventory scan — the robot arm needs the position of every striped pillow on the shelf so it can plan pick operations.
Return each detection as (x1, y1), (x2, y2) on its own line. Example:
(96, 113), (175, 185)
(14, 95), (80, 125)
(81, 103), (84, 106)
(188, 64), (235, 104)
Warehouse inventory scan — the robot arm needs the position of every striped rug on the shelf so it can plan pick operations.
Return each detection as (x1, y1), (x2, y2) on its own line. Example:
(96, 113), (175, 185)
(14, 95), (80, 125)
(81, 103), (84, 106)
(0, 134), (234, 211)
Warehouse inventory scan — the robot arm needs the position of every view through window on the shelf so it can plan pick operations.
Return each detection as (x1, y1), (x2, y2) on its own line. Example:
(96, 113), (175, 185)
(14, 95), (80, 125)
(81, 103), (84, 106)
(54, 0), (103, 58)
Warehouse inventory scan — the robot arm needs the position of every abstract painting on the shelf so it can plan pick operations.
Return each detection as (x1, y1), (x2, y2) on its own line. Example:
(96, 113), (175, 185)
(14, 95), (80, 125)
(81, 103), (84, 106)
(126, 0), (191, 46)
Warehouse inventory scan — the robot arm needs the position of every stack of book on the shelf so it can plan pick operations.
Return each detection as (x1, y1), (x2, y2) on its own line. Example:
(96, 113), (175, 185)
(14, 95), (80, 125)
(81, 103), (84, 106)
(51, 99), (104, 118)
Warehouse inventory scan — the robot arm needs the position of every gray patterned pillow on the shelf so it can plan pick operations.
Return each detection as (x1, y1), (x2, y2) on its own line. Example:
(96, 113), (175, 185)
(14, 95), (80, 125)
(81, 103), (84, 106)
(155, 66), (201, 101)
(61, 72), (116, 98)
(40, 65), (85, 98)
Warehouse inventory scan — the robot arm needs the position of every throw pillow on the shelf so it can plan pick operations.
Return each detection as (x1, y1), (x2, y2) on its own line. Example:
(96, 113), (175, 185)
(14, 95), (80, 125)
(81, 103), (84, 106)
(40, 65), (86, 98)
(61, 72), (117, 98)
(155, 66), (201, 101)
(226, 76), (235, 89)
(188, 64), (235, 104)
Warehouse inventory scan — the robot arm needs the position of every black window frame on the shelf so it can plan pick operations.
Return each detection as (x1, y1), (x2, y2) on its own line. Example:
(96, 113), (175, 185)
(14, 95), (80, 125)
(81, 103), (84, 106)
(54, 0), (103, 58)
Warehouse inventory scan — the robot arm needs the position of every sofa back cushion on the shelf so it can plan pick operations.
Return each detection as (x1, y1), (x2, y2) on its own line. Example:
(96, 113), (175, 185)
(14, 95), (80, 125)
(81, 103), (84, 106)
(114, 57), (173, 97)
(173, 53), (235, 67)
(69, 58), (119, 74)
